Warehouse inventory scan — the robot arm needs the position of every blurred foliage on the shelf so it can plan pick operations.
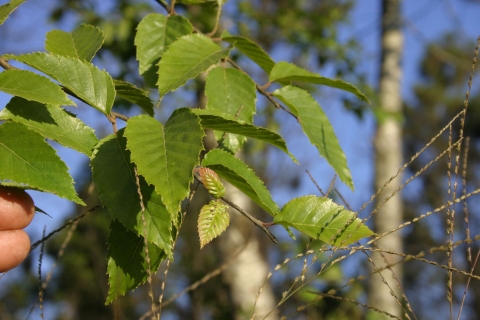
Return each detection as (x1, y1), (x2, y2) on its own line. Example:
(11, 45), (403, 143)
(403, 33), (480, 319)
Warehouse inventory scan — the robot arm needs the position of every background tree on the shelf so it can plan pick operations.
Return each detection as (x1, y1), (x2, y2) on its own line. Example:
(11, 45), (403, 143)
(369, 0), (404, 318)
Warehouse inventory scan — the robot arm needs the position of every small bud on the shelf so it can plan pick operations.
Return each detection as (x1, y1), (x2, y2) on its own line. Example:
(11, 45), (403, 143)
(195, 167), (226, 198)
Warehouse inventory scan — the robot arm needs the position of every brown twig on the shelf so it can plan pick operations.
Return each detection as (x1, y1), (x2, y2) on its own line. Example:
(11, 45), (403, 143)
(0, 56), (16, 70)
(30, 205), (100, 252)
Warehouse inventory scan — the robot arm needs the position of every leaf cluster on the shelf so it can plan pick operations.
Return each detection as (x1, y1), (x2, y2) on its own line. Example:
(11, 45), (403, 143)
(0, 1), (372, 303)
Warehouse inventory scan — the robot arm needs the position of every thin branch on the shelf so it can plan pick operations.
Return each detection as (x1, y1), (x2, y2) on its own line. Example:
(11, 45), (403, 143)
(37, 227), (46, 320)
(226, 58), (297, 120)
(206, 4), (222, 37)
(169, 0), (176, 15)
(154, 0), (170, 13)
(219, 194), (278, 243)
(0, 56), (16, 70)
(30, 205), (100, 252)
(111, 111), (129, 122)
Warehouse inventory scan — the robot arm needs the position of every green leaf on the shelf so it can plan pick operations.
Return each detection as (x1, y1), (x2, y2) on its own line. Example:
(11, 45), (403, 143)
(124, 108), (204, 217)
(0, 97), (98, 155)
(157, 34), (230, 96)
(221, 30), (275, 74)
(0, 69), (74, 107)
(135, 13), (193, 76)
(5, 53), (115, 115)
(45, 24), (104, 62)
(274, 196), (373, 245)
(273, 86), (353, 190)
(0, 0), (25, 25)
(192, 109), (296, 162)
(91, 129), (173, 257)
(205, 66), (256, 153)
(113, 79), (154, 116)
(198, 200), (229, 248)
(269, 61), (369, 103)
(0, 122), (84, 205)
(201, 149), (279, 216)
(106, 220), (165, 304)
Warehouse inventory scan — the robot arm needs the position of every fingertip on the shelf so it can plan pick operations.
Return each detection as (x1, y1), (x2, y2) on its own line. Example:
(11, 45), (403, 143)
(0, 229), (31, 273)
(0, 186), (35, 230)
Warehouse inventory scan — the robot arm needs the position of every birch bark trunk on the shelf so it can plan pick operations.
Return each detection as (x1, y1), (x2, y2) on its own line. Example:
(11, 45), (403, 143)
(369, 0), (404, 318)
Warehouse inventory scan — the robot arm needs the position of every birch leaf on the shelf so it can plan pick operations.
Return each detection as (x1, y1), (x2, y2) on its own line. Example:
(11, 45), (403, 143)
(0, 122), (84, 205)
(157, 34), (230, 96)
(273, 85), (353, 190)
(274, 196), (373, 246)
(270, 61), (369, 103)
(0, 69), (74, 107)
(0, 97), (98, 155)
(106, 220), (165, 304)
(124, 109), (204, 217)
(45, 24), (104, 61)
(202, 149), (279, 216)
(5, 53), (115, 115)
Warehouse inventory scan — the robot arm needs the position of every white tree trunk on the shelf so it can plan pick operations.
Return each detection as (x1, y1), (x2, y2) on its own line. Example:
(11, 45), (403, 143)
(369, 0), (404, 318)
(219, 181), (278, 320)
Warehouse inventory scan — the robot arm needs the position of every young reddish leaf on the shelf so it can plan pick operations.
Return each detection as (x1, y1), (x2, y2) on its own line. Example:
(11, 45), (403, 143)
(195, 167), (225, 198)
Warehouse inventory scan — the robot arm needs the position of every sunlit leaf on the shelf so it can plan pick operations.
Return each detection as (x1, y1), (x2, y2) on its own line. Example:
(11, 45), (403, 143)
(106, 220), (165, 304)
(274, 195), (373, 245)
(202, 149), (279, 216)
(221, 30), (275, 74)
(113, 79), (154, 116)
(192, 109), (296, 162)
(198, 200), (229, 248)
(124, 109), (204, 217)
(5, 53), (115, 115)
(0, 122), (84, 205)
(270, 61), (369, 103)
(0, 97), (98, 155)
(0, 69), (74, 106)
(273, 85), (353, 190)
(135, 14), (193, 76)
(91, 129), (174, 255)
(205, 66), (256, 153)
(0, 0), (25, 25)
(45, 24), (104, 62)
(157, 34), (230, 96)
